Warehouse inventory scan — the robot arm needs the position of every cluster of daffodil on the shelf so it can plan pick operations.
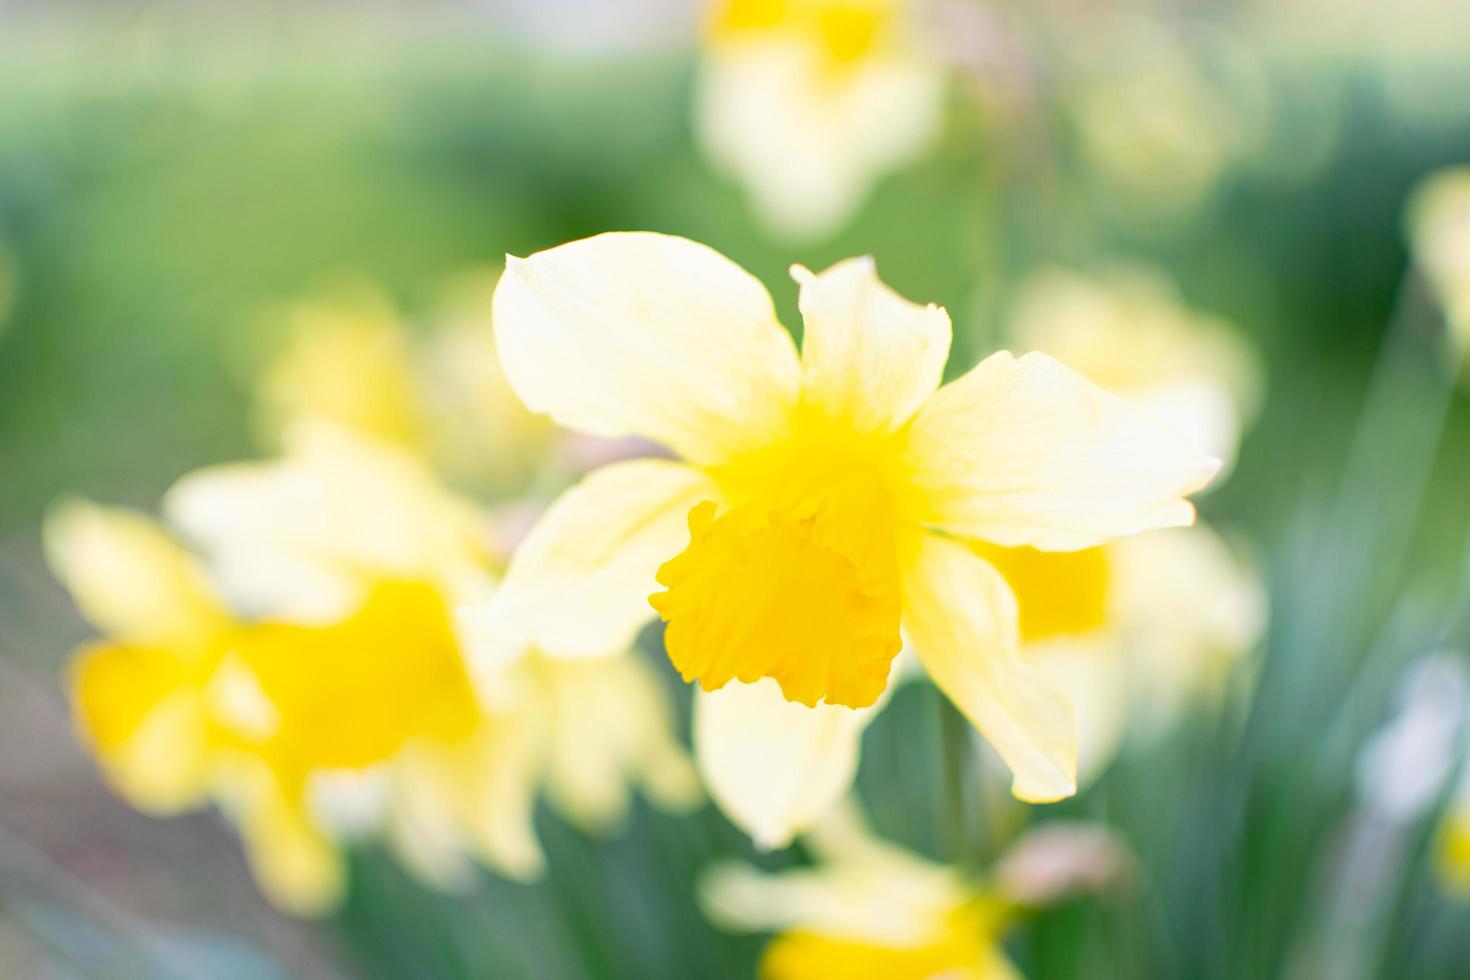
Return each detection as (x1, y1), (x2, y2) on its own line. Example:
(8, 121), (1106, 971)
(48, 274), (700, 915)
(694, 0), (1276, 239)
(55, 231), (1261, 964)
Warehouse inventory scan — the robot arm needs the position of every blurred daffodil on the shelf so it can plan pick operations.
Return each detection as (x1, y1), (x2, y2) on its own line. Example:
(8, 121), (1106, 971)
(164, 424), (699, 895)
(257, 271), (555, 495)
(46, 493), (543, 914)
(701, 803), (1021, 980)
(697, 0), (944, 239)
(1441, 785), (1470, 897)
(1067, 30), (1262, 224)
(998, 269), (1265, 778)
(255, 281), (425, 451)
(488, 231), (1218, 843)
(47, 501), (236, 818)
(1406, 167), (1470, 367)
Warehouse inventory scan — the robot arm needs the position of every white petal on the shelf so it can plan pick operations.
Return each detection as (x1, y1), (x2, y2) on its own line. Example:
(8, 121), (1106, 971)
(484, 459), (720, 659)
(44, 499), (229, 651)
(794, 257), (950, 434)
(902, 532), (1077, 803)
(492, 232), (800, 464)
(695, 678), (874, 849)
(905, 351), (1219, 551)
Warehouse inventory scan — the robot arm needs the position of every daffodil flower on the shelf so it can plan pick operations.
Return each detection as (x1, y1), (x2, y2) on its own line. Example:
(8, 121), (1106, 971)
(46, 501), (237, 818)
(1407, 167), (1470, 369)
(488, 231), (1218, 844)
(164, 425), (700, 890)
(701, 802), (1021, 980)
(697, 0), (943, 238)
(45, 501), (348, 913)
(1441, 791), (1470, 897)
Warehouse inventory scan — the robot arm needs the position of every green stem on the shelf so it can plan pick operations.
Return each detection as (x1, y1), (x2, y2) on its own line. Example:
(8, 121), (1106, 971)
(939, 692), (975, 867)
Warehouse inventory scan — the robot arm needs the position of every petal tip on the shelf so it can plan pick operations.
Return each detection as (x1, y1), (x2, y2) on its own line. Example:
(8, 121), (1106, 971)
(1013, 771), (1078, 804)
(1192, 454), (1225, 491)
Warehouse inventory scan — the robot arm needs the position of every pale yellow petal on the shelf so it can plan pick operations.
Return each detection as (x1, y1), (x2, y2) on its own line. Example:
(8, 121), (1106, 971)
(539, 653), (700, 833)
(1107, 523), (1266, 738)
(905, 351), (1219, 551)
(1006, 265), (1261, 474)
(701, 852), (966, 946)
(242, 797), (346, 917)
(45, 500), (229, 651)
(484, 459), (721, 659)
(902, 532), (1077, 803)
(695, 678), (874, 849)
(460, 721), (547, 881)
(70, 642), (212, 814)
(492, 232), (800, 464)
(388, 722), (547, 886)
(165, 423), (493, 621)
(794, 257), (950, 434)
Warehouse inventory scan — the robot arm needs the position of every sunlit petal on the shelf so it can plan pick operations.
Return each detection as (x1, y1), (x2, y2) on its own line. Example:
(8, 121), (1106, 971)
(493, 232), (800, 463)
(45, 500), (229, 652)
(485, 459), (721, 658)
(902, 532), (1077, 802)
(794, 257), (950, 434)
(695, 678), (875, 849)
(905, 351), (1218, 550)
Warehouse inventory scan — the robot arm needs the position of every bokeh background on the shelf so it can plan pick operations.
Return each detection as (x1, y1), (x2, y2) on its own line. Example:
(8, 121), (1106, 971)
(2, 1), (1470, 977)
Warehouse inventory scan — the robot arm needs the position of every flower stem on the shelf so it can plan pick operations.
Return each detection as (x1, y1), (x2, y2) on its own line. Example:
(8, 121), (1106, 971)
(939, 693), (976, 867)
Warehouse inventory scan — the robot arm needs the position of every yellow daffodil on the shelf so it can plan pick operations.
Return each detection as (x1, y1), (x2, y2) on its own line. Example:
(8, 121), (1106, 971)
(1407, 167), (1470, 367)
(46, 494), (556, 913)
(701, 803), (1020, 980)
(488, 231), (1217, 844)
(1441, 791), (1470, 897)
(697, 0), (943, 238)
(1006, 266), (1261, 476)
(164, 424), (699, 889)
